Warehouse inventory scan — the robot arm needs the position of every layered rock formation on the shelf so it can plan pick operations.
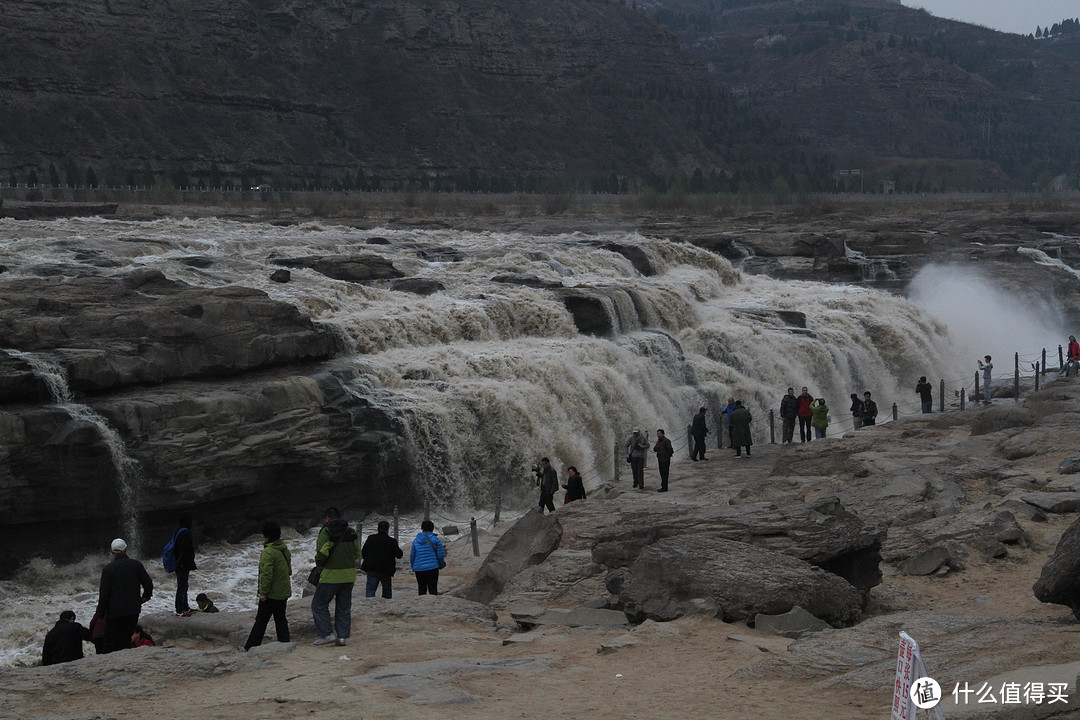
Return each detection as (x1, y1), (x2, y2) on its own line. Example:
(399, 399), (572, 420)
(0, 272), (412, 572)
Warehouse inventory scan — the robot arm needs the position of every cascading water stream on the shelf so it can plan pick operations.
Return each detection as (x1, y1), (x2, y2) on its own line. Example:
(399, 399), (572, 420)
(5, 350), (143, 551)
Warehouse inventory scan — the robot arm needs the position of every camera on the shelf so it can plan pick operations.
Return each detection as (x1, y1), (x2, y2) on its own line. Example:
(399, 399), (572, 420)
(531, 464), (543, 487)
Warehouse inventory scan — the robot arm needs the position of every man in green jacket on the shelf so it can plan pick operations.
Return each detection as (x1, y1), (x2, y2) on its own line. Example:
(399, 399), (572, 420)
(311, 518), (360, 647)
(243, 520), (292, 651)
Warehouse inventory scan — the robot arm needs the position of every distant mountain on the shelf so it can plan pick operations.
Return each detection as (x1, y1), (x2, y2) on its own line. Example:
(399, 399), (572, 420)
(646, 0), (1080, 191)
(0, 0), (1077, 193)
(0, 0), (826, 193)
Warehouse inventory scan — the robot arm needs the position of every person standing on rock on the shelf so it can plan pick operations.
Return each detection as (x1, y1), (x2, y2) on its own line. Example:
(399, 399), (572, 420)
(311, 518), (360, 647)
(625, 428), (650, 488)
(243, 520), (292, 651)
(915, 376), (933, 414)
(538, 457), (559, 513)
(96, 538), (153, 654)
(361, 520), (404, 599)
(653, 429), (674, 492)
(849, 393), (864, 430)
(796, 386), (814, 442)
(41, 610), (91, 666)
(690, 408), (709, 461)
(811, 398), (829, 439)
(730, 401), (753, 457)
(410, 520), (446, 596)
(562, 466), (587, 503)
(861, 391), (879, 426)
(978, 355), (993, 403)
(721, 397), (736, 448)
(172, 511), (196, 616)
(779, 388), (798, 445)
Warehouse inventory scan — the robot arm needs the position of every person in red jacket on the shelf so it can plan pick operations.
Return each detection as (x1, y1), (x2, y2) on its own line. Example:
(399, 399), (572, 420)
(796, 387), (815, 443)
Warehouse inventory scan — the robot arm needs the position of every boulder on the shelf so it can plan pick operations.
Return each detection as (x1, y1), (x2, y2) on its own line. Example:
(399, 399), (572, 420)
(590, 497), (883, 595)
(269, 269), (291, 283)
(0, 274), (337, 395)
(1034, 516), (1080, 618)
(272, 254), (403, 283)
(389, 277), (445, 295)
(552, 288), (614, 336)
(457, 510), (563, 605)
(882, 509), (1023, 564)
(971, 405), (1036, 436)
(753, 605), (831, 638)
(614, 534), (864, 626)
(897, 544), (963, 576)
(1019, 491), (1080, 514)
(490, 273), (562, 289)
(1059, 457), (1080, 475)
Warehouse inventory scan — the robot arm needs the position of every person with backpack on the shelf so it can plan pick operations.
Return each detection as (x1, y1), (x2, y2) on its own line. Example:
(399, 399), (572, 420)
(162, 511), (196, 616)
(410, 520), (446, 596)
(311, 518), (360, 647)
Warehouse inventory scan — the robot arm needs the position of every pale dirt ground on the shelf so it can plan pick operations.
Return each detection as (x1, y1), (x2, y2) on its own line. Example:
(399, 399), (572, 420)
(13, 403), (1079, 720)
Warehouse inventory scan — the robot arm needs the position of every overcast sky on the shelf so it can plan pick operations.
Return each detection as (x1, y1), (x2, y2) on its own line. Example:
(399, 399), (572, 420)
(907, 0), (1077, 35)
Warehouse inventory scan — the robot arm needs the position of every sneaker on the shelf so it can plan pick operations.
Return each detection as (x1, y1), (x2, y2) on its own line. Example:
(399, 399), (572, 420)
(313, 635), (337, 646)
(175, 610), (194, 617)
(657, 488), (667, 492)
(336, 638), (347, 647)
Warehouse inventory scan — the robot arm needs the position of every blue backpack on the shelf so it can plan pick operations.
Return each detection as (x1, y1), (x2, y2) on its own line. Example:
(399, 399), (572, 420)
(162, 528), (186, 573)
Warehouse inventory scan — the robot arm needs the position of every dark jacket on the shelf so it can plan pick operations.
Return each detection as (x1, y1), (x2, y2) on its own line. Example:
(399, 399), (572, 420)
(863, 399), (879, 422)
(97, 554), (153, 618)
(779, 394), (798, 420)
(361, 532), (404, 576)
(653, 436), (674, 462)
(915, 381), (933, 403)
(541, 465), (559, 495)
(731, 406), (753, 447)
(42, 620), (91, 666)
(850, 398), (864, 417)
(175, 526), (196, 572)
(563, 473), (587, 502)
(691, 413), (709, 438)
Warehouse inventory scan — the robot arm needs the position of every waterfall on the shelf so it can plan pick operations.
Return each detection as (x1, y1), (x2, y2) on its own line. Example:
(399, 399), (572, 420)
(0, 218), (961, 510)
(844, 243), (898, 281)
(5, 350), (143, 551)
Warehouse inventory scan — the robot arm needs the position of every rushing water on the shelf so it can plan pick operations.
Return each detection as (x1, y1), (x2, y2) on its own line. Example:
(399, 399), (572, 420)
(0, 216), (968, 664)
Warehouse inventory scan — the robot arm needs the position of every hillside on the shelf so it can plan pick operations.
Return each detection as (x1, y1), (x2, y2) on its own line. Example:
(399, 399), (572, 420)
(0, 0), (826, 193)
(648, 0), (1080, 191)
(1, 0), (1079, 192)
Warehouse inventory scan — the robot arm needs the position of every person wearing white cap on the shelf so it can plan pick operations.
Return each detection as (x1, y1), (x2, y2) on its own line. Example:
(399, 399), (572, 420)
(624, 427), (650, 489)
(96, 538), (153, 653)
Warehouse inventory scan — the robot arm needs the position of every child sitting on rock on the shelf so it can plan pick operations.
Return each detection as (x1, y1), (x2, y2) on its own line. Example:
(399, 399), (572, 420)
(195, 593), (220, 613)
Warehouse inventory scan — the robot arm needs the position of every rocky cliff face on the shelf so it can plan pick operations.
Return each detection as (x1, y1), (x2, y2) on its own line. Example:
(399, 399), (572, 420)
(0, 272), (413, 574)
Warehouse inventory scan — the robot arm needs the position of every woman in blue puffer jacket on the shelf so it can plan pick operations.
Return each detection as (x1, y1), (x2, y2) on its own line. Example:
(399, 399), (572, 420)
(410, 520), (446, 596)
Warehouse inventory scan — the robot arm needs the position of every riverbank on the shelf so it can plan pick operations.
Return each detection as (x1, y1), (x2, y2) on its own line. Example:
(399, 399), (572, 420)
(5, 377), (1080, 720)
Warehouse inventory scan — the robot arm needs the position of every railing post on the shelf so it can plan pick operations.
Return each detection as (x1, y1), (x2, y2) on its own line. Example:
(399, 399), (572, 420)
(892, 403), (898, 421)
(960, 387), (966, 411)
(1035, 362), (1041, 391)
(768, 409), (775, 444)
(470, 517), (480, 557)
(939, 379), (945, 413)
(687, 425), (693, 459)
(424, 498), (430, 523)
(1043, 348), (1048, 376)
(494, 495), (501, 525)
(393, 506), (399, 544)
(613, 441), (620, 483)
(1060, 345), (1065, 371)
(1014, 352), (1020, 402)
(975, 372), (980, 403)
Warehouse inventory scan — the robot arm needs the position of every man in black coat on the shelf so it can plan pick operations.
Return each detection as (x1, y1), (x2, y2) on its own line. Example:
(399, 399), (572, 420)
(538, 457), (559, 514)
(361, 521), (404, 599)
(779, 388), (798, 445)
(42, 610), (91, 666)
(690, 407), (709, 461)
(97, 538), (153, 653)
